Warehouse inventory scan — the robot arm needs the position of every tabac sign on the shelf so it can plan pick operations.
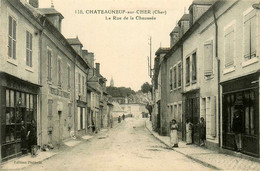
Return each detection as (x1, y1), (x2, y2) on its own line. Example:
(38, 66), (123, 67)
(49, 87), (70, 99)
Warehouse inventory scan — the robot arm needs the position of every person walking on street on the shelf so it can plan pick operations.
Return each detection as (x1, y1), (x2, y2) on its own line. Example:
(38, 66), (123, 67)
(118, 116), (121, 123)
(122, 114), (125, 120)
(232, 108), (242, 152)
(186, 119), (193, 145)
(199, 117), (206, 146)
(170, 119), (178, 148)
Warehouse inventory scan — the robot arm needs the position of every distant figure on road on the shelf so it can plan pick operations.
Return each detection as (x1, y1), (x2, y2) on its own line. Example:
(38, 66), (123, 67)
(118, 116), (121, 123)
(170, 119), (178, 148)
(199, 117), (206, 146)
(110, 118), (113, 128)
(122, 114), (125, 120)
(186, 119), (193, 145)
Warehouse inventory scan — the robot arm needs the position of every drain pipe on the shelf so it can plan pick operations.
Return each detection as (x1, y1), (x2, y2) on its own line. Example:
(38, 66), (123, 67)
(213, 6), (221, 147)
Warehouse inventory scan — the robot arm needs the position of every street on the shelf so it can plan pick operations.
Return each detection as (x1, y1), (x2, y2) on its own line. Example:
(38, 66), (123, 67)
(23, 117), (210, 171)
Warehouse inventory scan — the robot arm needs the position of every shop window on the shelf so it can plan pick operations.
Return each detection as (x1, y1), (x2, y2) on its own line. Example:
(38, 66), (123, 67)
(3, 89), (36, 159)
(223, 90), (256, 136)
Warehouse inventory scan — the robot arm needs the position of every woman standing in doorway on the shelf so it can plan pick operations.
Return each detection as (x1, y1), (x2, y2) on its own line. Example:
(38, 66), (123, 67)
(170, 119), (178, 148)
(186, 119), (193, 145)
(199, 117), (206, 146)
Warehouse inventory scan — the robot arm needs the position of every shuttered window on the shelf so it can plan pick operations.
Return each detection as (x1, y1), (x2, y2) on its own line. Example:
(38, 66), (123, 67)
(26, 31), (33, 67)
(192, 52), (197, 82)
(243, 10), (257, 60)
(186, 57), (190, 85)
(67, 66), (71, 89)
(8, 16), (16, 60)
(224, 26), (235, 67)
(204, 41), (213, 75)
(169, 68), (173, 90)
(47, 49), (52, 81)
(178, 63), (181, 88)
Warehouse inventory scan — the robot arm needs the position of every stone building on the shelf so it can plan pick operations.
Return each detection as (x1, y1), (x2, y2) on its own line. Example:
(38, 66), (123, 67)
(0, 0), (41, 161)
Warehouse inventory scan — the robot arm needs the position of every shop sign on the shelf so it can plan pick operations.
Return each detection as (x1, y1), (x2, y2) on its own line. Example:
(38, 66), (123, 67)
(49, 87), (70, 99)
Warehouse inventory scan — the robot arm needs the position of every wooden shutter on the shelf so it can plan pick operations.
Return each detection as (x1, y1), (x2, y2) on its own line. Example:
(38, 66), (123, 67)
(204, 41), (213, 75)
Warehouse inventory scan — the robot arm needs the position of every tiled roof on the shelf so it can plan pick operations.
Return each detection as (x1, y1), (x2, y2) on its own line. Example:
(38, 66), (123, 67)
(171, 26), (179, 33)
(67, 37), (83, 46)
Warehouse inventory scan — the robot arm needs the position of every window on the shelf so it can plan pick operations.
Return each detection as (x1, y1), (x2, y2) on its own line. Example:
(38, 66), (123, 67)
(57, 58), (61, 86)
(26, 31), (33, 67)
(82, 76), (84, 95)
(78, 73), (81, 94)
(178, 103), (182, 122)
(192, 52), (197, 82)
(68, 103), (72, 117)
(174, 104), (178, 120)
(186, 57), (190, 85)
(169, 68), (173, 90)
(224, 26), (235, 67)
(48, 99), (53, 117)
(204, 41), (213, 75)
(8, 16), (16, 60)
(170, 105), (173, 116)
(173, 66), (177, 89)
(243, 9), (257, 61)
(67, 65), (71, 89)
(178, 63), (181, 88)
(47, 49), (52, 82)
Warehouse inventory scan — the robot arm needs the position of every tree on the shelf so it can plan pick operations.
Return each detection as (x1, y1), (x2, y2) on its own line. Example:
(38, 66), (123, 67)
(106, 86), (135, 97)
(141, 82), (152, 94)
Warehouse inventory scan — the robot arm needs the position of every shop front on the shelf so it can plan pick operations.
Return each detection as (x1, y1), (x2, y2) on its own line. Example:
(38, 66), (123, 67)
(222, 73), (259, 157)
(0, 72), (40, 161)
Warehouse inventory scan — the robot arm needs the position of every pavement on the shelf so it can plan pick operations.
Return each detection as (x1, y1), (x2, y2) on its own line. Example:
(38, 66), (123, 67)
(145, 119), (260, 170)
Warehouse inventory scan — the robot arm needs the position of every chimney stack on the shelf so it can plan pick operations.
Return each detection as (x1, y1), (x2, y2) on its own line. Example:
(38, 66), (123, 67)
(29, 0), (39, 8)
(95, 63), (100, 75)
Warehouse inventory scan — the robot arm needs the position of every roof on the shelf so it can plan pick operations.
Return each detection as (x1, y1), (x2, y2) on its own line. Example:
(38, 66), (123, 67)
(38, 8), (64, 19)
(192, 0), (214, 5)
(170, 26), (180, 35)
(155, 47), (170, 55)
(67, 37), (83, 46)
(179, 14), (190, 21)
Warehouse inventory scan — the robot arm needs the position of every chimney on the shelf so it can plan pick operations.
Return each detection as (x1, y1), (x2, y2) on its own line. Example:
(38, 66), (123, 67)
(83, 51), (94, 68)
(29, 0), (39, 8)
(95, 63), (100, 75)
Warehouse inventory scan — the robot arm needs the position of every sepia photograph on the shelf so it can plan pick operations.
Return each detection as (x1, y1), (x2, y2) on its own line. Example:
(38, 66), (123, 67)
(0, 0), (260, 170)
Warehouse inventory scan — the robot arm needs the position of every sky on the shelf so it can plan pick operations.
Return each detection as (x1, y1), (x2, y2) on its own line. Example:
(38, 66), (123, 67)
(39, 0), (193, 91)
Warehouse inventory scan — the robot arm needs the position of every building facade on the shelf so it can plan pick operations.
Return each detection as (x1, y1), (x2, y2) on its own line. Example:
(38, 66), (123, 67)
(0, 0), (42, 161)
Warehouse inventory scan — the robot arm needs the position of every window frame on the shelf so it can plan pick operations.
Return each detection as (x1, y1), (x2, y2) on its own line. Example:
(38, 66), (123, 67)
(8, 15), (17, 60)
